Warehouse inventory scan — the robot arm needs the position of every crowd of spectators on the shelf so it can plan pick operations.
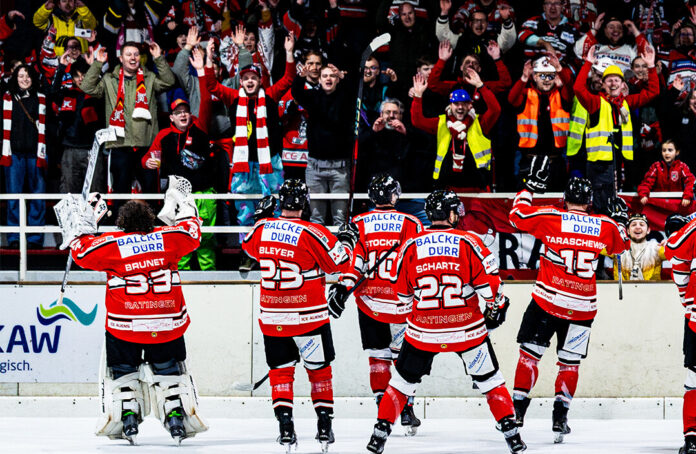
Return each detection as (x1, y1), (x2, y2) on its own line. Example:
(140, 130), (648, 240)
(3, 0), (696, 269)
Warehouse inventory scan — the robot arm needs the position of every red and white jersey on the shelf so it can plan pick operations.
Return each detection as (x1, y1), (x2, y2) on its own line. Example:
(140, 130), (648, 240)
(342, 208), (423, 324)
(242, 216), (352, 337)
(509, 190), (629, 321)
(70, 218), (202, 344)
(665, 219), (696, 333)
(392, 226), (501, 353)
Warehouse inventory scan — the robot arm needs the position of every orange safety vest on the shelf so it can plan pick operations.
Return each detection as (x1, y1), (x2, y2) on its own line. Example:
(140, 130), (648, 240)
(517, 88), (570, 149)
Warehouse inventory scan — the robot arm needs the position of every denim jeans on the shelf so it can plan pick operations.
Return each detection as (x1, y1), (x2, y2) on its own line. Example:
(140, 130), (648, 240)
(4, 155), (46, 245)
(305, 158), (349, 226)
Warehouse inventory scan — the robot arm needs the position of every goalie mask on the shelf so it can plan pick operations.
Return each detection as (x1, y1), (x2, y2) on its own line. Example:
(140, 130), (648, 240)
(278, 179), (309, 211)
(368, 173), (401, 206)
(425, 189), (464, 226)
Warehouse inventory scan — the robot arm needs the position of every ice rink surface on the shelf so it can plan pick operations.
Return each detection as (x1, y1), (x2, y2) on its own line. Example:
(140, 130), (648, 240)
(0, 417), (683, 453)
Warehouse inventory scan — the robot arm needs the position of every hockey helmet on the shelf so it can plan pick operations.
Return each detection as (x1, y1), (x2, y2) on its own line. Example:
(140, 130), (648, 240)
(665, 213), (690, 238)
(425, 189), (465, 223)
(602, 65), (624, 81)
(533, 56), (556, 73)
(563, 177), (593, 206)
(368, 173), (402, 206)
(253, 195), (277, 222)
(278, 179), (309, 211)
(449, 89), (472, 104)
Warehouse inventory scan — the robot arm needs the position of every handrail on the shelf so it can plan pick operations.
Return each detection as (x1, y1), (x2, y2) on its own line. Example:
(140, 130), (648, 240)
(0, 191), (687, 281)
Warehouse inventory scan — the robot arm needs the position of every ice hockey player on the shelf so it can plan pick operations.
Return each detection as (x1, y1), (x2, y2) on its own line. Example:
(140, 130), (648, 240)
(326, 174), (423, 434)
(508, 157), (629, 443)
(664, 212), (696, 454)
(366, 189), (526, 454)
(241, 179), (355, 453)
(54, 176), (208, 445)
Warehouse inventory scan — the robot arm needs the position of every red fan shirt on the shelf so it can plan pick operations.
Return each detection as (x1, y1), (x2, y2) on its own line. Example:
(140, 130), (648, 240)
(665, 219), (696, 333)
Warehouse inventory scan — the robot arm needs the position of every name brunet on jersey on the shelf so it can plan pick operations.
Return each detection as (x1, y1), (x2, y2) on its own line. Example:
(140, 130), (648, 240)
(362, 212), (405, 234)
(416, 232), (461, 258)
(560, 213), (602, 236)
(117, 232), (164, 258)
(261, 220), (303, 246)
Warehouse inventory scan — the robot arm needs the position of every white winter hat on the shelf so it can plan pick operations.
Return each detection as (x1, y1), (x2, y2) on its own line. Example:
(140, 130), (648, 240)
(592, 57), (614, 74)
(533, 56), (556, 73)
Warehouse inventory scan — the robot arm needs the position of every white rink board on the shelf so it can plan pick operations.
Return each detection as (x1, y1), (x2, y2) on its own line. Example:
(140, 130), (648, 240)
(0, 282), (686, 398)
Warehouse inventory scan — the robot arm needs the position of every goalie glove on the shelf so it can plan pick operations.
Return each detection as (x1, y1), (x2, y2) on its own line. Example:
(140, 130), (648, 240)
(607, 196), (629, 227)
(336, 222), (360, 251)
(327, 283), (349, 319)
(483, 295), (509, 330)
(158, 176), (197, 226)
(54, 194), (99, 249)
(253, 195), (277, 223)
(523, 155), (549, 194)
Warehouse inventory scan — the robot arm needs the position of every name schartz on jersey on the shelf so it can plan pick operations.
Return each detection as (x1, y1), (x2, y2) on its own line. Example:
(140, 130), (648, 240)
(416, 233), (461, 258)
(118, 232), (164, 258)
(262, 220), (302, 245)
(560, 213), (601, 236)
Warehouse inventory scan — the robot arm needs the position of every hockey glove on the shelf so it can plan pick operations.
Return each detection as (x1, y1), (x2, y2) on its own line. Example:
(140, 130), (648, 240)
(254, 195), (277, 223)
(88, 192), (108, 224)
(665, 213), (690, 238)
(327, 283), (349, 319)
(523, 155), (549, 194)
(483, 296), (509, 330)
(607, 196), (629, 227)
(336, 222), (360, 251)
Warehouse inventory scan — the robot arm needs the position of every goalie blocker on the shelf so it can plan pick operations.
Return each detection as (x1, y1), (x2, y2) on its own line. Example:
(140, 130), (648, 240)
(61, 176), (207, 444)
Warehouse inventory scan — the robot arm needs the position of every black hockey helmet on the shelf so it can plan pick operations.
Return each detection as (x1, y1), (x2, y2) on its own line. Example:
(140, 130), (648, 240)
(368, 173), (401, 206)
(425, 189), (464, 222)
(278, 179), (309, 211)
(563, 177), (593, 206)
(253, 195), (277, 222)
(665, 213), (690, 238)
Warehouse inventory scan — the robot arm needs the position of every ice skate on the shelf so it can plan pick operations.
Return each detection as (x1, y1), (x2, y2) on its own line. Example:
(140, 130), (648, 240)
(277, 411), (297, 453)
(513, 397), (531, 427)
(165, 407), (187, 445)
(680, 436), (696, 454)
(499, 417), (527, 453)
(400, 398), (421, 436)
(315, 409), (334, 453)
(121, 410), (138, 445)
(552, 400), (571, 443)
(366, 419), (392, 453)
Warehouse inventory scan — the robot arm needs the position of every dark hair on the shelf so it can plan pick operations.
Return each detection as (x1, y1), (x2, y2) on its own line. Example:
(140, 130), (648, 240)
(303, 50), (324, 64)
(121, 41), (142, 54)
(416, 56), (434, 68)
(7, 64), (39, 95)
(64, 36), (81, 50)
(596, 17), (635, 47)
(662, 139), (680, 152)
(117, 201), (156, 233)
(69, 57), (90, 78)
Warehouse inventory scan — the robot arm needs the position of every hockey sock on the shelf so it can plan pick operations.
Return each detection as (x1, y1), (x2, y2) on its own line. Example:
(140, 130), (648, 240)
(269, 367), (295, 414)
(485, 384), (515, 422)
(513, 350), (540, 398)
(684, 389), (696, 435)
(377, 385), (409, 424)
(554, 363), (579, 405)
(369, 358), (392, 398)
(307, 366), (334, 415)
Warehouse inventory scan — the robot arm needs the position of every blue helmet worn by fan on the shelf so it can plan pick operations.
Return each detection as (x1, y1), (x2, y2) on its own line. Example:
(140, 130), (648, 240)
(449, 89), (472, 104)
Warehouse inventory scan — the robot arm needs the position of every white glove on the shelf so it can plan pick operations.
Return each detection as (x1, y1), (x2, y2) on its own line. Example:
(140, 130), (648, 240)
(157, 176), (198, 226)
(54, 194), (98, 249)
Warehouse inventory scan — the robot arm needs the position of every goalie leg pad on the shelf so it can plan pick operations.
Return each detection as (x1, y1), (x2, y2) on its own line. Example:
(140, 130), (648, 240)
(149, 362), (208, 437)
(95, 368), (151, 439)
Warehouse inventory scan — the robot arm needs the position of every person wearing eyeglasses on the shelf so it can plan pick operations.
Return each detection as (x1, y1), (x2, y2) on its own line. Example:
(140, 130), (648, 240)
(509, 54), (573, 191)
(518, 0), (579, 63)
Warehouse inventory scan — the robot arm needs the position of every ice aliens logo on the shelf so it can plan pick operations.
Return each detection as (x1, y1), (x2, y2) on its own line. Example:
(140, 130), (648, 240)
(37, 298), (98, 326)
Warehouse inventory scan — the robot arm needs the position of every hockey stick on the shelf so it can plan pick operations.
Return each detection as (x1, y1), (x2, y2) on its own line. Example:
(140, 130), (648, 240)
(608, 134), (623, 301)
(348, 33), (391, 219)
(233, 240), (401, 392)
(57, 128), (117, 305)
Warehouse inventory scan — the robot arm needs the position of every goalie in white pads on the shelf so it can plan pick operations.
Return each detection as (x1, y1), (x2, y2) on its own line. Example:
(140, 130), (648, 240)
(55, 176), (208, 444)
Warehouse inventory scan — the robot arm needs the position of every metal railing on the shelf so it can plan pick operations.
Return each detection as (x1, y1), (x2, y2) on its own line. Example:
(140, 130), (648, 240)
(0, 191), (686, 280)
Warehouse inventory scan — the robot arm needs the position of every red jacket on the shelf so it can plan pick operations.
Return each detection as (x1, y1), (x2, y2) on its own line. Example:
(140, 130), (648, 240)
(637, 159), (695, 199)
(427, 57), (512, 96)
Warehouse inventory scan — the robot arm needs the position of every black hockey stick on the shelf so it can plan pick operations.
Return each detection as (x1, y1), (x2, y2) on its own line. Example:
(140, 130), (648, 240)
(57, 128), (116, 305)
(233, 240), (402, 392)
(609, 134), (624, 301)
(348, 33), (391, 219)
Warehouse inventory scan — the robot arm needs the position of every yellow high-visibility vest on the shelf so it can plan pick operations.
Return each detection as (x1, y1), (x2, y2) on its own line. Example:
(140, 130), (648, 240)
(567, 96), (588, 157)
(584, 97), (633, 162)
(434, 114), (491, 180)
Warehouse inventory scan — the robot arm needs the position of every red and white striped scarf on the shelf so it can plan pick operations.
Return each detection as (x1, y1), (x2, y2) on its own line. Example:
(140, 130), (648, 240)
(0, 92), (46, 167)
(232, 87), (272, 174)
(109, 67), (150, 138)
